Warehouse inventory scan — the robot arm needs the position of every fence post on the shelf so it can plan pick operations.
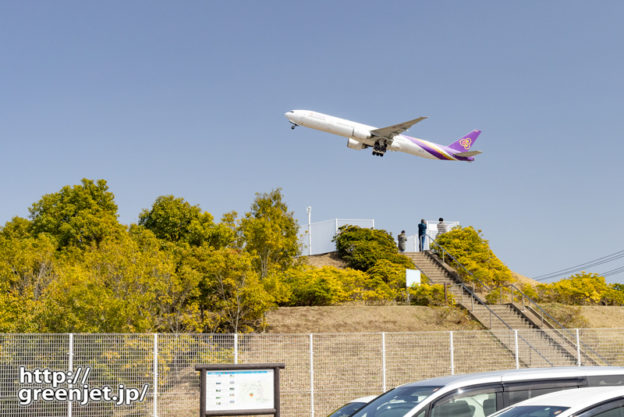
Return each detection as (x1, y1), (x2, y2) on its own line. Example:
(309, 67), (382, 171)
(234, 333), (238, 364)
(449, 331), (455, 375)
(381, 332), (387, 392)
(154, 334), (158, 417)
(576, 329), (581, 366)
(514, 330), (519, 369)
(68, 333), (73, 417)
(310, 334), (314, 417)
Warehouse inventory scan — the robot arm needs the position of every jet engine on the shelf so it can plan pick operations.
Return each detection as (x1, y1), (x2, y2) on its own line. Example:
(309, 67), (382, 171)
(351, 128), (372, 140)
(346, 138), (366, 150)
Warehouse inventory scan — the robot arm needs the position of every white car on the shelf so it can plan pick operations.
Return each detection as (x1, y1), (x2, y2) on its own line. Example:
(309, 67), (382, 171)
(328, 396), (377, 417)
(490, 386), (624, 417)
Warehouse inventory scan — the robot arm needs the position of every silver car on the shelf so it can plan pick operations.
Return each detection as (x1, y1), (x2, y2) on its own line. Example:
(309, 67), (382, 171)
(490, 386), (624, 417)
(350, 367), (624, 417)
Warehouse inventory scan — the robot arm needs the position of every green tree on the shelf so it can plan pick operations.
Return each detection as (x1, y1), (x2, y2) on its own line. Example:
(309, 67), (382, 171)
(28, 178), (123, 249)
(138, 195), (234, 248)
(238, 189), (300, 279)
(333, 225), (414, 271)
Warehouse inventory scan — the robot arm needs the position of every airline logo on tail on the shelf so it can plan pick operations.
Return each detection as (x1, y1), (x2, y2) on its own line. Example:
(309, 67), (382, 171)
(459, 138), (472, 150)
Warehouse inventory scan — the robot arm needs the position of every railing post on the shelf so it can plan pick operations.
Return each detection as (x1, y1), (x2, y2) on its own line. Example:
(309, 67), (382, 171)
(576, 329), (581, 366)
(514, 330), (519, 369)
(68, 333), (73, 417)
(449, 331), (455, 375)
(381, 332), (386, 392)
(234, 333), (238, 364)
(154, 333), (158, 417)
(310, 334), (314, 417)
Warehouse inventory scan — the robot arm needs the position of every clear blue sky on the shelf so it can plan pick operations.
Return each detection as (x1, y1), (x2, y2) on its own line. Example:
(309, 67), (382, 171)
(1, 1), (623, 281)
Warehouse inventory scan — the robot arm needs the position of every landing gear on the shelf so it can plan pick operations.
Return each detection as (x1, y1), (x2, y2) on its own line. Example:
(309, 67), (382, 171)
(372, 139), (387, 157)
(290, 123), (298, 130)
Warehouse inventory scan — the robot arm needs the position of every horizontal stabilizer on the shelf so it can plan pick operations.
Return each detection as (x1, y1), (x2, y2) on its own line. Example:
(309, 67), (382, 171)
(371, 116), (427, 139)
(454, 150), (482, 157)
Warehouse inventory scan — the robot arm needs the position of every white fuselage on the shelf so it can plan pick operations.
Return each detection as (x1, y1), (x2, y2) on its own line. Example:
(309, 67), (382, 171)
(285, 109), (441, 159)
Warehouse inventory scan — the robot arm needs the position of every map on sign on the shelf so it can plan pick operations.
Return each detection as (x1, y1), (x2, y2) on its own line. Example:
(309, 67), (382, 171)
(205, 369), (274, 411)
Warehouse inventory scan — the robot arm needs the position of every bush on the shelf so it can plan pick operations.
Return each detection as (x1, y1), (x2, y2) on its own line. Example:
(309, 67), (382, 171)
(434, 226), (514, 288)
(408, 283), (455, 306)
(333, 225), (414, 271)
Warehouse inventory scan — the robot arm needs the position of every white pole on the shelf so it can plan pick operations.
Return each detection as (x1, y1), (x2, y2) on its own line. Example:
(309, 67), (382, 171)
(576, 329), (581, 366)
(449, 331), (455, 375)
(310, 334), (314, 417)
(307, 206), (312, 256)
(381, 332), (387, 392)
(514, 330), (519, 369)
(68, 333), (73, 417)
(154, 334), (158, 417)
(234, 333), (238, 364)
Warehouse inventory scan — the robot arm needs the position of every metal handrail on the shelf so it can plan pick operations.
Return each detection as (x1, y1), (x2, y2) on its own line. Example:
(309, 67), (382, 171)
(424, 233), (608, 365)
(423, 249), (553, 366)
(426, 234), (493, 291)
(506, 283), (609, 365)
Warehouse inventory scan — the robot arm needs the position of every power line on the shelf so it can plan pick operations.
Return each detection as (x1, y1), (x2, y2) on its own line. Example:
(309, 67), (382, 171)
(533, 249), (624, 281)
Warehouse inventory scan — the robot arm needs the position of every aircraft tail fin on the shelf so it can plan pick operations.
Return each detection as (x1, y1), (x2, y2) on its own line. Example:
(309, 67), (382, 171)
(448, 130), (481, 153)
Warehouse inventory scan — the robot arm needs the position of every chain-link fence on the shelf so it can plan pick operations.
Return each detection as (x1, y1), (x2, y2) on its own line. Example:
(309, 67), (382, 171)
(2, 329), (624, 417)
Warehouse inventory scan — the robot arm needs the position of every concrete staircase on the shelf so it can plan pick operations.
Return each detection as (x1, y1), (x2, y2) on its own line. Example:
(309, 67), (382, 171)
(405, 251), (594, 367)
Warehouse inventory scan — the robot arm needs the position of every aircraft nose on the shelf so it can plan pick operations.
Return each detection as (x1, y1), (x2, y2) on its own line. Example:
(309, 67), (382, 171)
(284, 110), (295, 121)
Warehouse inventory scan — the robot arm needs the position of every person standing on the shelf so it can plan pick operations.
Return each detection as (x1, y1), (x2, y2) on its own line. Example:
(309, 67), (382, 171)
(418, 219), (427, 251)
(437, 217), (447, 239)
(397, 230), (407, 252)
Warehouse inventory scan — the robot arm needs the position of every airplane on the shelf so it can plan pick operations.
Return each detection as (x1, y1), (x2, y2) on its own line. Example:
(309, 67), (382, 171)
(284, 109), (482, 161)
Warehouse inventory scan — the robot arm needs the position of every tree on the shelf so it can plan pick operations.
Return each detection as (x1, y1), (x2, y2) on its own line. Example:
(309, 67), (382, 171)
(28, 178), (123, 249)
(238, 189), (300, 279)
(186, 247), (273, 332)
(138, 195), (233, 248)
(333, 225), (414, 271)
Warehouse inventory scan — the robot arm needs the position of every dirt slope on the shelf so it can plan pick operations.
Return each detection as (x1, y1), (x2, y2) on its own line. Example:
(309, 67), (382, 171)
(264, 305), (483, 333)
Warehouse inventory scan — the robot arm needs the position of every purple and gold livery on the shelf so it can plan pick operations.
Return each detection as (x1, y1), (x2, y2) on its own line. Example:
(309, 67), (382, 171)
(285, 110), (482, 161)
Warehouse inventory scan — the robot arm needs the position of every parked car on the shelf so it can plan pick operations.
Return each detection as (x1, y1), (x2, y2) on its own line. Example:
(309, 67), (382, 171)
(490, 386), (624, 417)
(328, 396), (377, 417)
(350, 367), (624, 417)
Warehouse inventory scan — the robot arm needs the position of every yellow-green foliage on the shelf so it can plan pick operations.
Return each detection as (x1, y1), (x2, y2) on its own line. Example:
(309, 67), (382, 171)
(435, 226), (514, 288)
(536, 272), (623, 306)
(281, 265), (368, 306)
(408, 283), (455, 306)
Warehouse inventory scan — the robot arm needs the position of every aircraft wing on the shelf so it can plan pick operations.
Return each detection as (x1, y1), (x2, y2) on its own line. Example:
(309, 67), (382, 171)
(370, 116), (427, 139)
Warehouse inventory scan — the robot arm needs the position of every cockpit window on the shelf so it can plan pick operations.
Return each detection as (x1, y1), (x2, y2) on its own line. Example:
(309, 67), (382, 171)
(351, 386), (442, 417)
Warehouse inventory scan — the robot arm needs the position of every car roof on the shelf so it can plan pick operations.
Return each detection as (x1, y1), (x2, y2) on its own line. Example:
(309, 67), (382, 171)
(508, 386), (624, 409)
(401, 367), (624, 390)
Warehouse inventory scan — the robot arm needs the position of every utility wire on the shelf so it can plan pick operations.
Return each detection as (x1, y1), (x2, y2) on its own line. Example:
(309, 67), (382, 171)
(533, 249), (624, 281)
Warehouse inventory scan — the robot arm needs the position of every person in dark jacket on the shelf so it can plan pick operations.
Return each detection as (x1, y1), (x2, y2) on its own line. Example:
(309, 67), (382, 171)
(397, 230), (407, 252)
(418, 219), (427, 251)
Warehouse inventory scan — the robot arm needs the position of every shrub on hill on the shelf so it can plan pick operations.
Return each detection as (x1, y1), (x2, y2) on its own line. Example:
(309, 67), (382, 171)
(434, 226), (514, 289)
(333, 225), (415, 271)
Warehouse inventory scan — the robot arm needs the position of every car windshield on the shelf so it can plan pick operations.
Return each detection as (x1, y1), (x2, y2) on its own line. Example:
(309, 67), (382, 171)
(351, 386), (442, 417)
(328, 401), (368, 417)
(491, 406), (570, 417)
